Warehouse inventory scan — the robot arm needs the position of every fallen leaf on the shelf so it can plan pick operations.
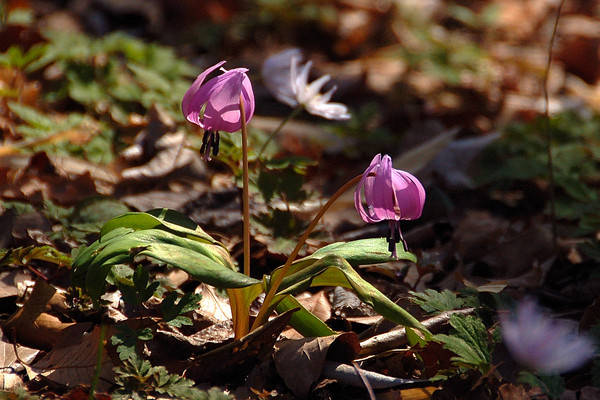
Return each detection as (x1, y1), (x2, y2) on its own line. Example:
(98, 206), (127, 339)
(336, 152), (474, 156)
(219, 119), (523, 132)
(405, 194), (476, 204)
(195, 283), (232, 325)
(185, 309), (296, 383)
(0, 152), (100, 205)
(274, 332), (360, 398)
(27, 324), (114, 392)
(0, 269), (32, 299)
(0, 330), (39, 371)
(2, 280), (75, 350)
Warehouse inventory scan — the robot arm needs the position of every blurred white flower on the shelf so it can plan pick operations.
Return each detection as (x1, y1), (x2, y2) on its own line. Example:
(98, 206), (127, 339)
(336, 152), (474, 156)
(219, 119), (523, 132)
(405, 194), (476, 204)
(501, 299), (596, 374)
(261, 48), (303, 108)
(262, 49), (351, 121)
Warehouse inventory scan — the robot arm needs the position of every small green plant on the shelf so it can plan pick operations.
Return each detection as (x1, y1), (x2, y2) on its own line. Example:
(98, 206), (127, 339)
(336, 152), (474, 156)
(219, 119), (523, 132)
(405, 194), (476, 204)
(410, 289), (467, 314)
(71, 208), (429, 340)
(111, 325), (231, 400)
(435, 313), (498, 376)
(518, 372), (566, 400)
(477, 111), (600, 228)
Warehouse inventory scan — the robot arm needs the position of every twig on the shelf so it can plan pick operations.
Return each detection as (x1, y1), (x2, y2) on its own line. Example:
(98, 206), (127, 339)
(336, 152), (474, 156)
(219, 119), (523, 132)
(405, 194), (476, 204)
(352, 361), (376, 400)
(321, 361), (435, 390)
(543, 0), (565, 247)
(359, 308), (475, 357)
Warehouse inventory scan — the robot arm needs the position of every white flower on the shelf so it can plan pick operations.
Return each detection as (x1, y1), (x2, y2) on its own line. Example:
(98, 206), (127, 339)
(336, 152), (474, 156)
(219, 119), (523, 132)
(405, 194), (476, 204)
(262, 49), (351, 121)
(261, 48), (303, 108)
(501, 299), (596, 374)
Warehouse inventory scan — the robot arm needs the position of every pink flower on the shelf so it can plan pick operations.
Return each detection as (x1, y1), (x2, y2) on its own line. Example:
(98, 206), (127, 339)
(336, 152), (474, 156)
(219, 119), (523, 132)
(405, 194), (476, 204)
(182, 61), (255, 159)
(501, 299), (596, 374)
(354, 154), (426, 257)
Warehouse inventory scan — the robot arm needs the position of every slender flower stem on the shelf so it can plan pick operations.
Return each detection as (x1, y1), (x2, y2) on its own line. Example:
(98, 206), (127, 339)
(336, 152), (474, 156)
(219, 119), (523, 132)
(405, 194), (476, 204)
(258, 106), (303, 159)
(251, 174), (364, 331)
(543, 0), (565, 247)
(240, 94), (251, 276)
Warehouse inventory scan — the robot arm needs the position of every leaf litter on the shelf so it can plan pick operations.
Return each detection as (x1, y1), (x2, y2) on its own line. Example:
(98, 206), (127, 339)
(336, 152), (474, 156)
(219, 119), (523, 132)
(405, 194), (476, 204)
(0, 0), (599, 399)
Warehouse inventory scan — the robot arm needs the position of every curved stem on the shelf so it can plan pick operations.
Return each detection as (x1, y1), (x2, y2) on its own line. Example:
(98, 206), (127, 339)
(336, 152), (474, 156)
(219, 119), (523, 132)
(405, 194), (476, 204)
(240, 94), (251, 276)
(251, 173), (364, 331)
(258, 106), (303, 159)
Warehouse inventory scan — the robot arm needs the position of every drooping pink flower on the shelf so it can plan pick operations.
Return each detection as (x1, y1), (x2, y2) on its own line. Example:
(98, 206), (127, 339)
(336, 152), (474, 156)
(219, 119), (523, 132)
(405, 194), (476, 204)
(182, 61), (255, 159)
(354, 154), (426, 257)
(501, 299), (596, 374)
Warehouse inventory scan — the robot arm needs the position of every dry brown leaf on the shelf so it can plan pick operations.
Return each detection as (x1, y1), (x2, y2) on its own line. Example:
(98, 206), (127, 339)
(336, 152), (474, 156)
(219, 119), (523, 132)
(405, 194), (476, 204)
(0, 330), (39, 372)
(2, 280), (75, 350)
(195, 283), (232, 325)
(186, 309), (296, 383)
(27, 323), (114, 392)
(0, 152), (101, 205)
(273, 332), (360, 399)
(497, 383), (530, 400)
(0, 270), (32, 299)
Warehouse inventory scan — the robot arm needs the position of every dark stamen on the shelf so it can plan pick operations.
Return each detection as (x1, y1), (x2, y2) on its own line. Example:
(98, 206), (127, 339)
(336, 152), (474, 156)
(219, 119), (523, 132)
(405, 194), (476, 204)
(212, 132), (220, 157)
(386, 221), (404, 258)
(200, 130), (220, 161)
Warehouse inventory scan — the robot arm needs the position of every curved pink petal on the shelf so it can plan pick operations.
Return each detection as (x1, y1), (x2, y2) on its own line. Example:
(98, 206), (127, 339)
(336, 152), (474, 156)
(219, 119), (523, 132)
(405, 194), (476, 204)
(354, 154), (381, 223)
(202, 70), (245, 131)
(181, 61), (226, 127)
(241, 72), (255, 123)
(369, 155), (397, 221)
(354, 154), (426, 223)
(392, 169), (426, 220)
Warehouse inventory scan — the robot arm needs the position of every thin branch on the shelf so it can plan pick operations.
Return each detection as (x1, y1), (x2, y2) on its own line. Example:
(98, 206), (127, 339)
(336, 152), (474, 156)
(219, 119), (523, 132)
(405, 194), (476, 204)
(543, 0), (565, 246)
(359, 308), (476, 357)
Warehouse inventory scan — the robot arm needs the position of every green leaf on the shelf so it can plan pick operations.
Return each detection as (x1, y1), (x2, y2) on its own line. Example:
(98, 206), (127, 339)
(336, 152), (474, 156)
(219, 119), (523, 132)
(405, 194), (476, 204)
(111, 325), (153, 361)
(274, 295), (336, 337)
(128, 63), (172, 93)
(435, 313), (491, 372)
(410, 289), (466, 314)
(71, 210), (259, 300)
(274, 254), (428, 336)
(0, 245), (72, 268)
(518, 371), (565, 400)
(8, 102), (55, 134)
(161, 292), (202, 326)
(287, 237), (416, 276)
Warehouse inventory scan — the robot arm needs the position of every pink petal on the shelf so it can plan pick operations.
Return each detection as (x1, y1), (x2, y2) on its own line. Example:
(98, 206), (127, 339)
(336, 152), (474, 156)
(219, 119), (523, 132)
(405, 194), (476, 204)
(392, 169), (426, 220)
(181, 61), (226, 127)
(241, 72), (255, 123)
(368, 155), (397, 221)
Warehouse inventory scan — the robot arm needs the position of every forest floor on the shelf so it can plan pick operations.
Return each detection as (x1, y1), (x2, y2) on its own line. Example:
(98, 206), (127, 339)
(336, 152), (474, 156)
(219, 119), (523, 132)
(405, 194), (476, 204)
(0, 1), (599, 399)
